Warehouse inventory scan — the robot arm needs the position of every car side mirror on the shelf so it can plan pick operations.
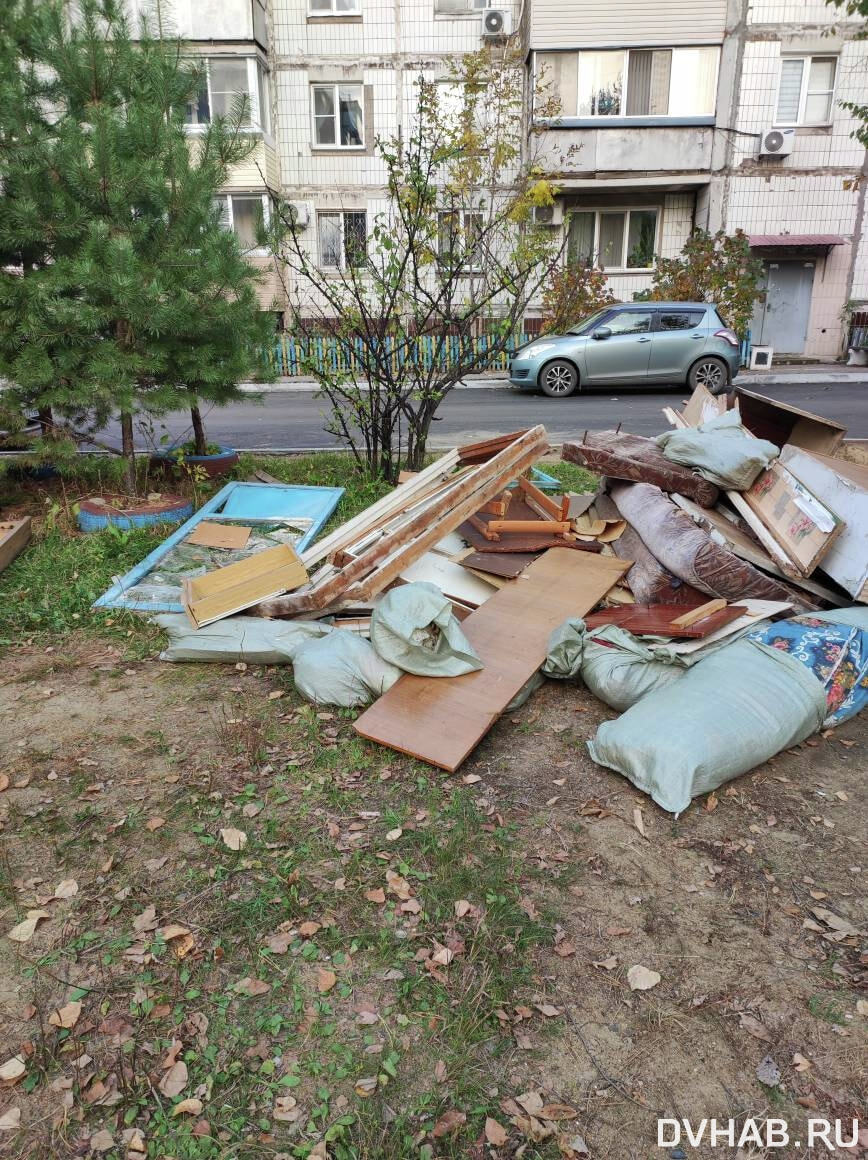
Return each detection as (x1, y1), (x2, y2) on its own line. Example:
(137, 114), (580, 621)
(592, 326), (612, 340)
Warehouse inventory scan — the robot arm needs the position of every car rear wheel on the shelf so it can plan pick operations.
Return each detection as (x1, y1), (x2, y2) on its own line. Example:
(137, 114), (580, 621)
(689, 356), (729, 395)
(540, 359), (579, 398)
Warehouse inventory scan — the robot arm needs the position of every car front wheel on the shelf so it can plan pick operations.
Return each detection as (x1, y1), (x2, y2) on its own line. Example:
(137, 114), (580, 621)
(539, 359), (579, 398)
(688, 356), (729, 395)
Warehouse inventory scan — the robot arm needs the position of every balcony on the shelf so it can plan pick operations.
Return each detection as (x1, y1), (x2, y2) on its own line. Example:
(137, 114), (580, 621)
(534, 121), (714, 177)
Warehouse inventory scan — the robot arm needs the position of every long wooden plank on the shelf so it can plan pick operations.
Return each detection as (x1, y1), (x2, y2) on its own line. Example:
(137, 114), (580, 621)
(353, 550), (630, 771)
(0, 518), (31, 574)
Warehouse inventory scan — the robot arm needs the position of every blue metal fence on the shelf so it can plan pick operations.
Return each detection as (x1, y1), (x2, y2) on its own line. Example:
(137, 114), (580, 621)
(269, 333), (532, 378)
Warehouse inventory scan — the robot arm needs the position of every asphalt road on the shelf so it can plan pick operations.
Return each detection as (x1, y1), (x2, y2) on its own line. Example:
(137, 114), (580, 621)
(93, 379), (867, 452)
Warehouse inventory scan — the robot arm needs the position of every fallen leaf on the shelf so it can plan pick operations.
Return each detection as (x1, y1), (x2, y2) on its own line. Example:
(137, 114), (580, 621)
(756, 1055), (781, 1086)
(561, 1133), (590, 1157)
(432, 1108), (466, 1137)
(145, 817), (165, 832)
(48, 1001), (82, 1029)
(385, 827), (403, 842)
(535, 1003), (561, 1018)
(454, 900), (472, 919)
(354, 1075), (378, 1098)
(739, 1013), (771, 1041)
(516, 1091), (544, 1116)
(236, 978), (270, 997)
(434, 1059), (447, 1083)
(632, 807), (646, 838)
(172, 1098), (203, 1117)
(0, 774), (8, 793)
(0, 1107), (20, 1131)
(462, 774), (481, 784)
(89, 1129), (115, 1153)
(220, 827), (247, 852)
(158, 1060), (188, 1097)
(298, 921), (321, 938)
(856, 1000), (868, 1017)
(158, 924), (191, 942)
(431, 946), (454, 967)
(385, 869), (412, 900)
(273, 1095), (299, 1122)
(812, 906), (858, 936)
(554, 941), (576, 959)
(627, 965), (661, 991)
(7, 909), (50, 943)
(365, 888), (386, 904)
(539, 1104), (578, 1121)
(705, 791), (719, 812)
(485, 1116), (508, 1146)
(593, 955), (619, 971)
(793, 1053), (812, 1072)
(133, 906), (158, 933)
(242, 802), (263, 818)
(317, 969), (337, 994)
(52, 879), (78, 900)
(267, 689), (284, 700)
(0, 1056), (26, 1083)
(192, 1120), (211, 1137)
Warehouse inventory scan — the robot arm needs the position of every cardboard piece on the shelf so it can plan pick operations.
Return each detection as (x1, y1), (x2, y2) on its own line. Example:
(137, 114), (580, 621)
(0, 517), (31, 574)
(735, 387), (846, 455)
(779, 445), (868, 600)
(183, 543), (308, 628)
(743, 460), (843, 575)
(185, 522), (252, 550)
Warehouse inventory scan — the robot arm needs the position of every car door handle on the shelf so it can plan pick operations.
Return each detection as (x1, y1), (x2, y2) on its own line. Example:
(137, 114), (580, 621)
(637, 337), (651, 343)
(691, 333), (703, 339)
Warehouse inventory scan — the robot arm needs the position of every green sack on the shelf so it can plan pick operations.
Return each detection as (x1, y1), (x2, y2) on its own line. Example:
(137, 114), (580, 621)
(370, 582), (483, 677)
(656, 410), (779, 490)
(587, 639), (827, 814)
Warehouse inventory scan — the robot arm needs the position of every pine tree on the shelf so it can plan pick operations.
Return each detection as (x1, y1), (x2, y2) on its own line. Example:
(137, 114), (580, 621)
(0, 0), (271, 491)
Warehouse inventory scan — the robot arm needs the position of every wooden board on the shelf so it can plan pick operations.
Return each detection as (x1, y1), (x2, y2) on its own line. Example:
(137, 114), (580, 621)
(457, 520), (601, 554)
(458, 551), (536, 579)
(399, 551), (497, 607)
(185, 521), (252, 550)
(584, 602), (747, 639)
(183, 543), (308, 628)
(0, 517), (31, 574)
(743, 460), (843, 575)
(354, 550), (630, 771)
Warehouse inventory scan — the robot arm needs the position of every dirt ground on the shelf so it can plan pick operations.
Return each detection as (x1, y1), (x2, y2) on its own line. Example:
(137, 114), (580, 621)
(0, 636), (865, 1159)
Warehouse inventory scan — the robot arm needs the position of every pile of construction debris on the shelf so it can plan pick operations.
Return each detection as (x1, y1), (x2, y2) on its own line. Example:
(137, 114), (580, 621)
(130, 383), (867, 813)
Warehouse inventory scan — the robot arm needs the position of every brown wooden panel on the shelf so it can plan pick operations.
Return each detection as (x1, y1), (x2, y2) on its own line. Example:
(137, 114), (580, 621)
(354, 550), (630, 771)
(585, 602), (747, 638)
(459, 552), (536, 579)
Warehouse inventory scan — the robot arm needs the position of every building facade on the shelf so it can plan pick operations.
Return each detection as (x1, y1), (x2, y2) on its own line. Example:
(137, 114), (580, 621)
(137, 0), (868, 359)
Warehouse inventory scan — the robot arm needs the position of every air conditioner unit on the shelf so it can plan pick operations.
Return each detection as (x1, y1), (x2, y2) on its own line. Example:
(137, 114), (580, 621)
(288, 201), (311, 229)
(481, 8), (512, 37)
(759, 128), (794, 157)
(531, 203), (564, 227)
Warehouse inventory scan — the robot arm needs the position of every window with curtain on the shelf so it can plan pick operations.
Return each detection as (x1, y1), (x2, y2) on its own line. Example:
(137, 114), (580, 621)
(184, 57), (270, 131)
(776, 56), (837, 125)
(312, 83), (365, 147)
(567, 208), (659, 271)
(310, 0), (361, 12)
(318, 211), (368, 269)
(537, 46), (718, 118)
(213, 194), (269, 251)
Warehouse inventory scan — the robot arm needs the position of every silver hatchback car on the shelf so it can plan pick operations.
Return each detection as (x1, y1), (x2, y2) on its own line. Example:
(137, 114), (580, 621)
(509, 302), (741, 398)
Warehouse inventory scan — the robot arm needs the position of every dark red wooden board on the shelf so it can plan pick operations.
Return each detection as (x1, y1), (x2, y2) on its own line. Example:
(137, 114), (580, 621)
(584, 603), (748, 639)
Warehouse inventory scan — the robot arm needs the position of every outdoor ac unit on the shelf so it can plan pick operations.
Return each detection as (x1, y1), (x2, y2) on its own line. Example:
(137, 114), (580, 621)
(532, 203), (564, 227)
(759, 128), (794, 157)
(481, 8), (512, 37)
(288, 201), (311, 229)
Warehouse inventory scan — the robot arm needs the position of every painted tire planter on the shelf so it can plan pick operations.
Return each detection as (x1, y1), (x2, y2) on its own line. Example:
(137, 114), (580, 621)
(150, 445), (239, 479)
(77, 495), (193, 533)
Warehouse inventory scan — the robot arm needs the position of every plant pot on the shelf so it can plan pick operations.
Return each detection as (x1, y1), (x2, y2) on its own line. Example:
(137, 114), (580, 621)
(77, 494), (193, 533)
(150, 444), (239, 480)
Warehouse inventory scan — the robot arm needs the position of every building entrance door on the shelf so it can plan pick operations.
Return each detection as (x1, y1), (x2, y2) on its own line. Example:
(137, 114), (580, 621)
(754, 261), (815, 354)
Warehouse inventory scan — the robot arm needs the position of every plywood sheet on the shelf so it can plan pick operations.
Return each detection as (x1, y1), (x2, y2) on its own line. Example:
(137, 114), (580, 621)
(185, 521), (251, 550)
(399, 552), (497, 607)
(183, 543), (308, 628)
(459, 552), (536, 579)
(354, 550), (630, 771)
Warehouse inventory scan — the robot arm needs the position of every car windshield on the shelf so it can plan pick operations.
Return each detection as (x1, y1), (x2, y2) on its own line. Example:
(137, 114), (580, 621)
(566, 308), (612, 335)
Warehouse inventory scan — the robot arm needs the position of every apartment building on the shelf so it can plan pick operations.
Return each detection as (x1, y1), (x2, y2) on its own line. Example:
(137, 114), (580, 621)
(135, 0), (868, 358)
(524, 0), (868, 358)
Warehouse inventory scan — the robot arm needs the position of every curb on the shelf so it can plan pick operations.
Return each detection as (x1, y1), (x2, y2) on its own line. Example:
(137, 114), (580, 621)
(240, 372), (868, 394)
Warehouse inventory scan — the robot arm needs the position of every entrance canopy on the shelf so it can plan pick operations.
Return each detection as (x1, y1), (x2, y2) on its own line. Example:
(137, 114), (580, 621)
(749, 233), (845, 252)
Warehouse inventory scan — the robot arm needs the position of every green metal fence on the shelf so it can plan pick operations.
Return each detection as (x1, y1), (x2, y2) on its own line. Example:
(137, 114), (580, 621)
(269, 332), (532, 377)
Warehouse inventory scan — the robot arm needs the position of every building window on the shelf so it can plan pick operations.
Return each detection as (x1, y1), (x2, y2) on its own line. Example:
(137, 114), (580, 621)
(309, 0), (360, 12)
(318, 211), (368, 269)
(214, 194), (270, 251)
(435, 0), (494, 12)
(311, 83), (364, 148)
(776, 56), (837, 125)
(438, 210), (484, 268)
(539, 46), (718, 119)
(567, 208), (658, 271)
(185, 57), (270, 134)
